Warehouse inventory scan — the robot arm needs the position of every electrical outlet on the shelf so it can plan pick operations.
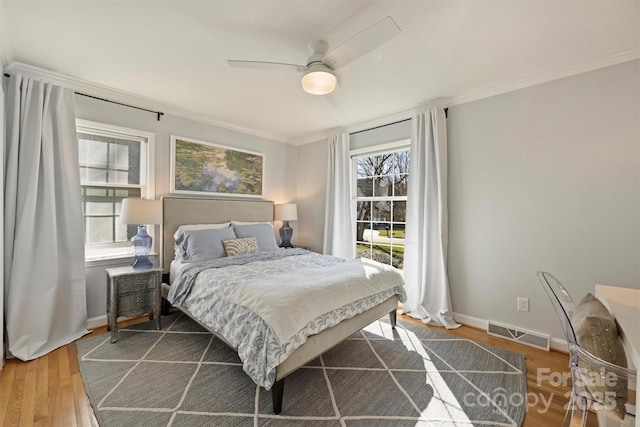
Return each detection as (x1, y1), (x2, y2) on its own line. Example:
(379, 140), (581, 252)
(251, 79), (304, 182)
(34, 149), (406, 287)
(517, 297), (529, 312)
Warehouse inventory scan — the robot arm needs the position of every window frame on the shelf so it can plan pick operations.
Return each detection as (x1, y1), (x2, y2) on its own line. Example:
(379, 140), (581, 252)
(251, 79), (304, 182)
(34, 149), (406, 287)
(351, 139), (410, 268)
(77, 119), (156, 264)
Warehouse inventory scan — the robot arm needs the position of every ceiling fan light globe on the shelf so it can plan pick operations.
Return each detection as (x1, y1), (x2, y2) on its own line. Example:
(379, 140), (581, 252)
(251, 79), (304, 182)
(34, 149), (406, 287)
(301, 69), (337, 95)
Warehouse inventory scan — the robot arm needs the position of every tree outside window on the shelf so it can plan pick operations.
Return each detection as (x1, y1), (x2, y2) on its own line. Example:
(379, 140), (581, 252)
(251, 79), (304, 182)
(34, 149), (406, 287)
(353, 147), (409, 268)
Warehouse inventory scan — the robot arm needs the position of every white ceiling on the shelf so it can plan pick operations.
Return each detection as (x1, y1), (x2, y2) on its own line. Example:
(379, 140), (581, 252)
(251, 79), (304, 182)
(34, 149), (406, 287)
(1, 1), (639, 144)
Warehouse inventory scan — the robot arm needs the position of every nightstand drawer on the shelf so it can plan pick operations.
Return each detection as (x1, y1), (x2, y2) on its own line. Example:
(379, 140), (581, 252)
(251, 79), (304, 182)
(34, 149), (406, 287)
(106, 266), (162, 343)
(118, 274), (157, 294)
(118, 290), (156, 316)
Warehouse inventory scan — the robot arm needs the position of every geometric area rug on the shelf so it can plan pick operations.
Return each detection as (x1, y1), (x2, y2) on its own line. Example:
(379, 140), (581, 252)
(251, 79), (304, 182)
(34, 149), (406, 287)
(76, 312), (527, 427)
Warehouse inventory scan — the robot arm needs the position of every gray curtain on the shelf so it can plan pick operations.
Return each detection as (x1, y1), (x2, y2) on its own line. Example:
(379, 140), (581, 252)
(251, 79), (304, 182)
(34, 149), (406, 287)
(402, 108), (460, 329)
(4, 74), (88, 360)
(323, 132), (354, 258)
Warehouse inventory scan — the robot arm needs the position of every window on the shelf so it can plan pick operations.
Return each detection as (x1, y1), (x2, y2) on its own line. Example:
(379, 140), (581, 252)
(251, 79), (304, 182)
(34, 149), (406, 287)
(77, 120), (155, 261)
(352, 141), (409, 269)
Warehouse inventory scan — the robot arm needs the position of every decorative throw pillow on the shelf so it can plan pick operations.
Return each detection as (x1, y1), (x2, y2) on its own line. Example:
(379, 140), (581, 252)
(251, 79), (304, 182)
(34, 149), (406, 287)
(572, 293), (628, 419)
(223, 237), (259, 256)
(232, 223), (278, 251)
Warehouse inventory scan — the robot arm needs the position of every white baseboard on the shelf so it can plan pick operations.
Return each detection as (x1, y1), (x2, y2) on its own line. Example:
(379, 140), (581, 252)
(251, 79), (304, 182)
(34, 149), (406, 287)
(452, 312), (488, 330)
(86, 314), (147, 330)
(549, 337), (569, 352)
(87, 315), (107, 330)
(453, 312), (568, 352)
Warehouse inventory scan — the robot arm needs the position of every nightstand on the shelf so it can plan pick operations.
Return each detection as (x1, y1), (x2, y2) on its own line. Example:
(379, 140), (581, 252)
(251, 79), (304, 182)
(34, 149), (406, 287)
(106, 266), (162, 343)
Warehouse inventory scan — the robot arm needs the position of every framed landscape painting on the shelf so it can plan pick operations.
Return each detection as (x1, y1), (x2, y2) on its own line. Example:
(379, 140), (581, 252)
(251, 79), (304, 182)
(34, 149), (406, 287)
(170, 136), (264, 197)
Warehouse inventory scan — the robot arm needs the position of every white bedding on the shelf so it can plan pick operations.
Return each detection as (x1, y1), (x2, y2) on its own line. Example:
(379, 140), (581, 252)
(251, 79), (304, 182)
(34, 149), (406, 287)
(169, 258), (187, 284)
(167, 249), (406, 388)
(229, 258), (404, 344)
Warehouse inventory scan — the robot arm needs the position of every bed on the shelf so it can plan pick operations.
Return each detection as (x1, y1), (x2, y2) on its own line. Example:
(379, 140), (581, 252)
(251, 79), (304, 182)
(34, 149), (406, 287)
(159, 196), (405, 414)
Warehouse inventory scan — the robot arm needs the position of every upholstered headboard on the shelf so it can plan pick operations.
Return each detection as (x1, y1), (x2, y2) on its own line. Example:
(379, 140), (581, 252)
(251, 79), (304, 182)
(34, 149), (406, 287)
(160, 196), (274, 274)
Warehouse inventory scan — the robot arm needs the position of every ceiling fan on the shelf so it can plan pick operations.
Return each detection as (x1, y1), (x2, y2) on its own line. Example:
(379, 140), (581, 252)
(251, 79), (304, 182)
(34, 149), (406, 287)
(227, 16), (401, 97)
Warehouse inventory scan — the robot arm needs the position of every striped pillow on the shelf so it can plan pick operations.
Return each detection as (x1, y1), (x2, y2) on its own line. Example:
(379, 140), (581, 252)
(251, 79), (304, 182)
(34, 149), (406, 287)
(223, 237), (259, 256)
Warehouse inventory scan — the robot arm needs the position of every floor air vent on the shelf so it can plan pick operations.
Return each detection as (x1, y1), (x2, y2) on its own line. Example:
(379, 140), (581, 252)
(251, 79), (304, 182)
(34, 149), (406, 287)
(487, 321), (550, 351)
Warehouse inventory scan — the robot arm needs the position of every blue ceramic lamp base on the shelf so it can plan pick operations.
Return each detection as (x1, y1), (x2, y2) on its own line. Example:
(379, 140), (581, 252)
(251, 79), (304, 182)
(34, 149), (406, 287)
(279, 221), (293, 248)
(132, 225), (153, 269)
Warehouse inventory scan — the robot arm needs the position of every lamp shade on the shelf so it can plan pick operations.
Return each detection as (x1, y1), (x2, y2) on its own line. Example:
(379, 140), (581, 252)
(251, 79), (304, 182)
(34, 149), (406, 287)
(301, 64), (337, 95)
(274, 203), (298, 221)
(120, 198), (162, 225)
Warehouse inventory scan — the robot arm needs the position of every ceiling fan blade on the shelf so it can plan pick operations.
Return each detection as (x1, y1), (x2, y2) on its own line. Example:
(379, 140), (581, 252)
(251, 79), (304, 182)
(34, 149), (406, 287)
(227, 60), (306, 73)
(324, 16), (401, 69)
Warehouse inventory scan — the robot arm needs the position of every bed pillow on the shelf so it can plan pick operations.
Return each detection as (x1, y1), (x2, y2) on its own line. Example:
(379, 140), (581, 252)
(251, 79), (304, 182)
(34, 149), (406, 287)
(174, 222), (231, 242)
(177, 227), (236, 263)
(572, 292), (628, 419)
(223, 237), (259, 256)
(233, 223), (278, 251)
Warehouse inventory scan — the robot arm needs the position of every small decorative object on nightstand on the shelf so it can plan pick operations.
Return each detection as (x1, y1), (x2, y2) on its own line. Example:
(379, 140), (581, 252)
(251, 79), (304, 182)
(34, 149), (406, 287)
(274, 203), (297, 248)
(119, 198), (162, 269)
(106, 266), (162, 343)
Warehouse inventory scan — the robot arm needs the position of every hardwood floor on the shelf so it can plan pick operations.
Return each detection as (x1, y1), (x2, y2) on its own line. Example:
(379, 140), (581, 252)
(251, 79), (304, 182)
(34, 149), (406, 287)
(0, 314), (601, 426)
(401, 316), (599, 426)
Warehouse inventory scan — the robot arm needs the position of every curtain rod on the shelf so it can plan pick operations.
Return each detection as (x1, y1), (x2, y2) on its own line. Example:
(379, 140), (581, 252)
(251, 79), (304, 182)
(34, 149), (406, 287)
(3, 73), (164, 121)
(349, 108), (448, 136)
(349, 118), (411, 136)
(75, 93), (164, 121)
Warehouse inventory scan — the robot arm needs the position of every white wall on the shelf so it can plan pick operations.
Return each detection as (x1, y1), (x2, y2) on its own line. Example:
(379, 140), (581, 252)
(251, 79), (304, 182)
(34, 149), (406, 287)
(75, 95), (298, 323)
(295, 60), (640, 343)
(447, 59), (640, 339)
(295, 140), (328, 252)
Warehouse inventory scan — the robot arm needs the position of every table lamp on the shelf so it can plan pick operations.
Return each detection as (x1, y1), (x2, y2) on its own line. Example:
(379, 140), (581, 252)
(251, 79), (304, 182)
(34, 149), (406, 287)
(274, 203), (297, 248)
(120, 198), (162, 269)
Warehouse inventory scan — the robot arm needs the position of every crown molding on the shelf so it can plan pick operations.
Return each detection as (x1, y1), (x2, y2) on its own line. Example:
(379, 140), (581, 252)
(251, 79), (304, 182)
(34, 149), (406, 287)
(6, 47), (639, 147)
(448, 47), (640, 107)
(286, 129), (332, 146)
(289, 48), (640, 146)
(4, 61), (287, 144)
(286, 106), (418, 146)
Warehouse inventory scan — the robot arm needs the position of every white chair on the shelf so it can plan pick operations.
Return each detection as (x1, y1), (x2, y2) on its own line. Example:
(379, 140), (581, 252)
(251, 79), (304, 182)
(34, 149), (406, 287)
(537, 271), (636, 426)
